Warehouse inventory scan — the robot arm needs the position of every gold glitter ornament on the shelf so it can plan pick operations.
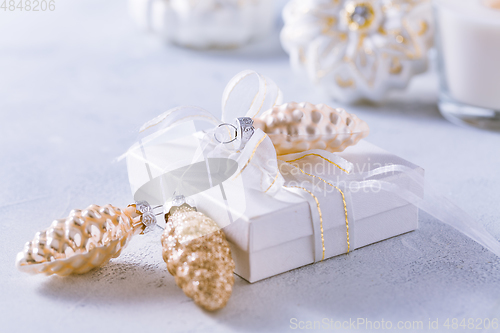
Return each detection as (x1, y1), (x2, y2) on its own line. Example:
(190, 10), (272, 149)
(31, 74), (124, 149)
(253, 102), (370, 155)
(162, 199), (235, 311)
(16, 202), (157, 276)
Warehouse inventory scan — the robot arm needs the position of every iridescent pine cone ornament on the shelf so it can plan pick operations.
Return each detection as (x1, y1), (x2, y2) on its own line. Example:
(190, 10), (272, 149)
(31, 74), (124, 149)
(16, 202), (156, 276)
(254, 102), (370, 155)
(162, 198), (235, 311)
(280, 0), (434, 103)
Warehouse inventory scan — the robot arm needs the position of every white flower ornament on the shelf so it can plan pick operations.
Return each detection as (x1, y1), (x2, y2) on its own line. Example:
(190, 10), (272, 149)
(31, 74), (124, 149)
(280, 0), (433, 103)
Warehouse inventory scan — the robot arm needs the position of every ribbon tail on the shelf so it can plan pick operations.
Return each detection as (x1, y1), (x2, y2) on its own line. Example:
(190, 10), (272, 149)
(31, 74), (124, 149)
(139, 105), (220, 138)
(419, 188), (500, 257)
(359, 176), (500, 258)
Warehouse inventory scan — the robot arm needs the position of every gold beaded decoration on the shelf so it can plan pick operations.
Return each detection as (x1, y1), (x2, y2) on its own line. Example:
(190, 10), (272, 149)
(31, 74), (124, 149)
(16, 204), (146, 276)
(162, 204), (235, 311)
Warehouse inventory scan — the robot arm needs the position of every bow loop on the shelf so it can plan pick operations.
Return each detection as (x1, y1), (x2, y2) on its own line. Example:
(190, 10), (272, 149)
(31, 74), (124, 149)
(221, 70), (284, 122)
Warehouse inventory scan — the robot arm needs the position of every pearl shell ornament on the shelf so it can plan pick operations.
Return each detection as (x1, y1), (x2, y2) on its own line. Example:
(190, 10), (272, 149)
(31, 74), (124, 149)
(162, 199), (235, 311)
(280, 0), (434, 103)
(16, 203), (156, 276)
(253, 102), (370, 155)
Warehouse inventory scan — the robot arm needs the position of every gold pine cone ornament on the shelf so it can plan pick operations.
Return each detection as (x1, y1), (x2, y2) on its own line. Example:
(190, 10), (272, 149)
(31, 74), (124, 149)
(162, 198), (235, 311)
(254, 102), (369, 155)
(16, 202), (156, 276)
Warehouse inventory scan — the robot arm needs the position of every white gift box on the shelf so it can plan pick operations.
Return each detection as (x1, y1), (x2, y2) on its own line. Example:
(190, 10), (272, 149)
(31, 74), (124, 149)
(126, 123), (423, 284)
(222, 140), (424, 283)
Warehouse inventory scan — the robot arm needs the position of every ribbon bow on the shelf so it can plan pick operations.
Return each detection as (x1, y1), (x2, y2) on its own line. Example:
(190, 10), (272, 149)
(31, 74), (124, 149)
(126, 71), (296, 229)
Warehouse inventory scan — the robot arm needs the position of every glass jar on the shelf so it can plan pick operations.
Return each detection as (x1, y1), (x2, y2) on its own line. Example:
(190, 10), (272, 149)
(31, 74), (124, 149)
(434, 0), (500, 130)
(130, 0), (275, 49)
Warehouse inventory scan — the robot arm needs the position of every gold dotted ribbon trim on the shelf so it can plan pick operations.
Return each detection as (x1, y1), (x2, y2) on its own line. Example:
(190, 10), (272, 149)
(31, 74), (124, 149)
(232, 134), (268, 180)
(264, 171), (280, 193)
(295, 166), (350, 253)
(282, 153), (350, 174)
(284, 161), (351, 255)
(286, 185), (326, 261)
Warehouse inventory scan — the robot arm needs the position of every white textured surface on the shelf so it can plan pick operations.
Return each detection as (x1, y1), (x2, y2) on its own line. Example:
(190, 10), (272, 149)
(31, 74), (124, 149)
(1, 1), (500, 332)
